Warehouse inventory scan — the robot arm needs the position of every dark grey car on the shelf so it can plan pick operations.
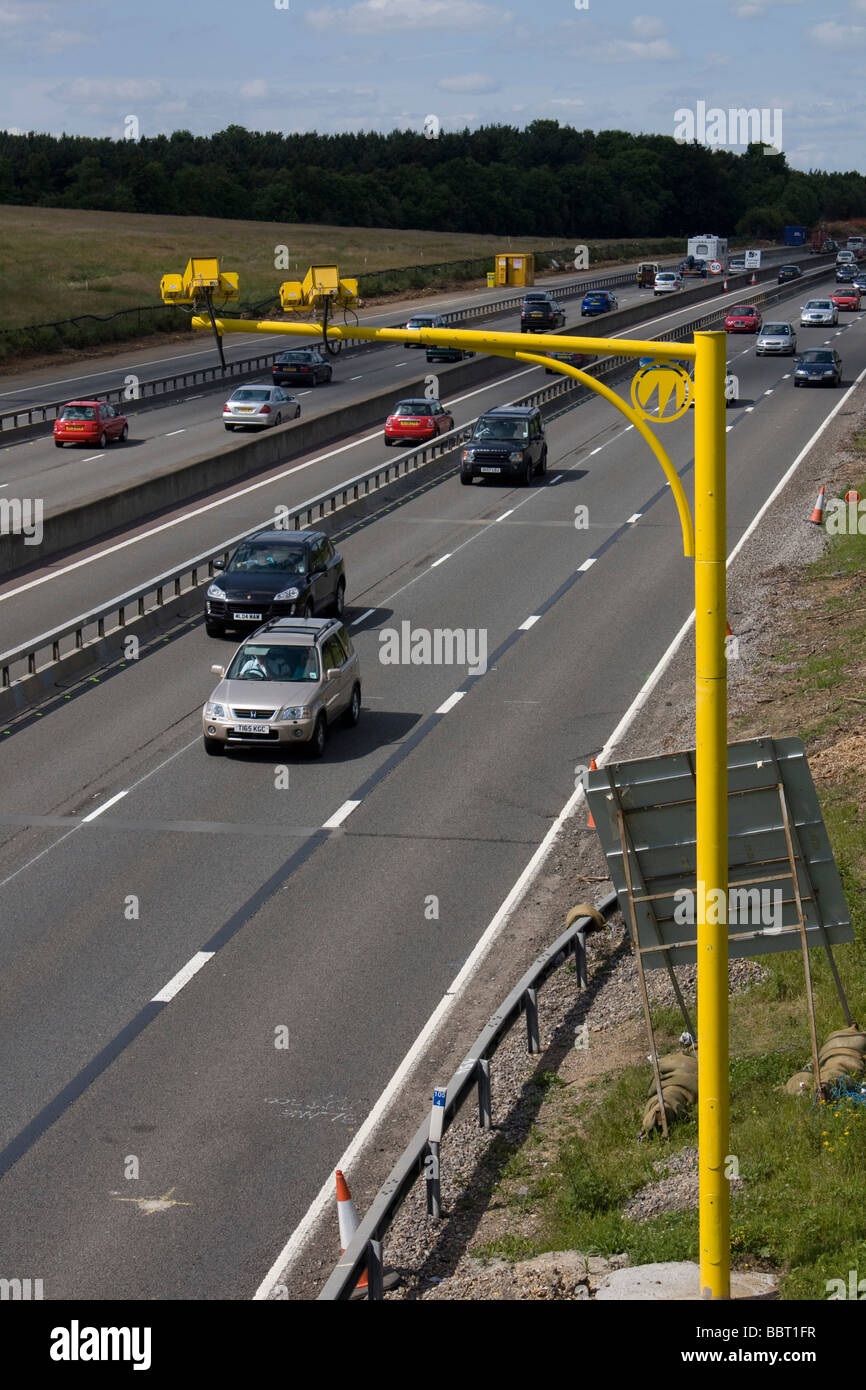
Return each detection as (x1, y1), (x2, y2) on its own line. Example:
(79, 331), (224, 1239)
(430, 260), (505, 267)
(205, 528), (346, 636)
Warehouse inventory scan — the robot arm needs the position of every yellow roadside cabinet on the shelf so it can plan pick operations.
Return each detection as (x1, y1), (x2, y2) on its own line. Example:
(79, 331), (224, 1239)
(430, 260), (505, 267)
(494, 253), (535, 287)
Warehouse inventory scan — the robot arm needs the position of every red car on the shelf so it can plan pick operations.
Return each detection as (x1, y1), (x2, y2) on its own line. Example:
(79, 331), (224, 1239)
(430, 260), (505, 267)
(54, 399), (129, 449)
(830, 286), (861, 312)
(384, 397), (454, 446)
(724, 304), (762, 333)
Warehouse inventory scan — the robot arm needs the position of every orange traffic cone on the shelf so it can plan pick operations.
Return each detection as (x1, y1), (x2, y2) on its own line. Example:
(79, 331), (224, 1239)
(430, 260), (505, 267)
(336, 1170), (368, 1290)
(808, 486), (826, 525)
(750, 271), (757, 285)
(726, 621), (733, 637)
(586, 757), (598, 829)
(723, 278), (728, 292)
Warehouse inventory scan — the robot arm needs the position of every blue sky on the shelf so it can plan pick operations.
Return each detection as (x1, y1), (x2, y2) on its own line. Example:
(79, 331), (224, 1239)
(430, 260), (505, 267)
(0, 0), (862, 173)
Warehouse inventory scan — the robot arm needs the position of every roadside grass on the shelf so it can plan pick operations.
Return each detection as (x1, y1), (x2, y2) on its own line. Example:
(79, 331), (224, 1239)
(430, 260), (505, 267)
(471, 456), (866, 1298)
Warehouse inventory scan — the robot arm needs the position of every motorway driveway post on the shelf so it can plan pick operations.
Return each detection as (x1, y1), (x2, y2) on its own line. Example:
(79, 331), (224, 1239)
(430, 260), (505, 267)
(693, 330), (730, 1299)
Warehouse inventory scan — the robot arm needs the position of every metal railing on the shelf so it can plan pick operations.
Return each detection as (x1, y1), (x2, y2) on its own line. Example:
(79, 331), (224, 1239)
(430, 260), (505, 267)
(0, 265), (831, 696)
(316, 891), (619, 1300)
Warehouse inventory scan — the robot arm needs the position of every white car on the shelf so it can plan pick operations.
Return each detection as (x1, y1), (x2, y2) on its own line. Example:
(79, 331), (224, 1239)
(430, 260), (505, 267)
(799, 299), (839, 327)
(222, 384), (301, 431)
(654, 271), (682, 296)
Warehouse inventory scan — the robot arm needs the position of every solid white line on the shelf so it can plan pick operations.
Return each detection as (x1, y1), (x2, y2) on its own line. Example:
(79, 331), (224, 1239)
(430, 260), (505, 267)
(0, 368), (539, 606)
(627, 512), (642, 523)
(435, 691), (465, 715)
(577, 557), (596, 572)
(254, 323), (862, 1302)
(430, 553), (451, 568)
(81, 789), (129, 822)
(322, 800), (361, 830)
(151, 951), (214, 1004)
(351, 608), (376, 627)
(519, 615), (540, 630)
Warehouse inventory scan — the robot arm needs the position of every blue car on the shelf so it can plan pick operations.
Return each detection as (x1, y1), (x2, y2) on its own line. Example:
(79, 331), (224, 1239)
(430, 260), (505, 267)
(581, 291), (618, 317)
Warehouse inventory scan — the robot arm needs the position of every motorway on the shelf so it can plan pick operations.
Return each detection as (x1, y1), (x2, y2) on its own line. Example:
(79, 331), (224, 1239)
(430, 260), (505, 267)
(0, 267), (861, 1298)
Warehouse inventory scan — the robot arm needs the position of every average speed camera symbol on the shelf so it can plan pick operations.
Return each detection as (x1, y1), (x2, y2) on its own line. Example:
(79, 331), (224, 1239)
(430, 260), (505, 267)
(630, 361), (694, 423)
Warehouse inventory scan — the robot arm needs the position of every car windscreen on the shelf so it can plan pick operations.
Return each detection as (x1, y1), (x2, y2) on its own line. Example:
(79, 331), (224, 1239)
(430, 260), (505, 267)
(406, 318), (436, 328)
(763, 324), (791, 333)
(393, 401), (430, 416)
(226, 643), (320, 681)
(657, 274), (675, 281)
(730, 306), (754, 314)
(473, 418), (529, 441)
(61, 405), (96, 419)
(800, 352), (834, 363)
(806, 301), (831, 309)
(277, 352), (313, 363)
(231, 389), (271, 401)
(228, 544), (308, 574)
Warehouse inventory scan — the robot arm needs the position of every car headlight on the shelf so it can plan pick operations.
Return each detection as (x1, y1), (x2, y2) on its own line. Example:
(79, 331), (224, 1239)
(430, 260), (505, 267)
(823, 369), (835, 375)
(207, 583), (226, 599)
(280, 706), (310, 720)
(273, 587), (300, 601)
(508, 452), (524, 463)
(463, 449), (476, 462)
(205, 702), (226, 719)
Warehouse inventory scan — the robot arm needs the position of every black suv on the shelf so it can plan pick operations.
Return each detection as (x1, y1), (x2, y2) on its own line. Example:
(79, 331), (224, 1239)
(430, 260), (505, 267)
(205, 528), (346, 636)
(520, 294), (566, 332)
(460, 405), (547, 486)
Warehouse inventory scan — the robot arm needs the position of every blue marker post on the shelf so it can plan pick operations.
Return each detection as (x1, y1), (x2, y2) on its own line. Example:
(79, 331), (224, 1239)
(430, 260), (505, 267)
(426, 1087), (447, 1219)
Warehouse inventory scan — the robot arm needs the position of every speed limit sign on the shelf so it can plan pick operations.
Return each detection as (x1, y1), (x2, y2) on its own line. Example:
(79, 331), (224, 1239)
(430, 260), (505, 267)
(709, 260), (722, 275)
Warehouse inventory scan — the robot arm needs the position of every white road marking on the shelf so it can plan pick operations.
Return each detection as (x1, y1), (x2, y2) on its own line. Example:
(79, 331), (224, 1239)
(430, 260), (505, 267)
(496, 509), (514, 521)
(83, 454), (104, 461)
(435, 691), (465, 715)
(151, 951), (215, 1004)
(322, 800), (361, 830)
(81, 789), (129, 822)
(577, 558), (596, 572)
(165, 429), (186, 437)
(519, 615), (540, 630)
(430, 553), (451, 568)
(351, 608), (376, 627)
(350, 375), (363, 381)
(627, 512), (642, 523)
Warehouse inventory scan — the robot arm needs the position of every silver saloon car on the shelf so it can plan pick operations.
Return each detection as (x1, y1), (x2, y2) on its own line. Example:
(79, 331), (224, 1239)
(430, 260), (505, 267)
(756, 321), (798, 355)
(223, 384), (301, 431)
(799, 300), (838, 327)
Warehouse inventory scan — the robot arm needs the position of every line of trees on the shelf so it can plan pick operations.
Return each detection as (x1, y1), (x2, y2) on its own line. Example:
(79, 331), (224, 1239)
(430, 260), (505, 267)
(0, 121), (862, 238)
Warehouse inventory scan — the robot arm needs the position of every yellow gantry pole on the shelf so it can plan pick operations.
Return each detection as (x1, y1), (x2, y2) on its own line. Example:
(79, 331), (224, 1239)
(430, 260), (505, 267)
(693, 331), (730, 1299)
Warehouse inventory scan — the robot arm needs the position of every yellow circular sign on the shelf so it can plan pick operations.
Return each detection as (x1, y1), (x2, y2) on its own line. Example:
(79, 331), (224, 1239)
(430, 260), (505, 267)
(630, 362), (694, 423)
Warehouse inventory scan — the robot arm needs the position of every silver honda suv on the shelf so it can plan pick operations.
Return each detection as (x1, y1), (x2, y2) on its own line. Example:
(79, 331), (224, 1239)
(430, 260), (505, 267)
(202, 617), (361, 758)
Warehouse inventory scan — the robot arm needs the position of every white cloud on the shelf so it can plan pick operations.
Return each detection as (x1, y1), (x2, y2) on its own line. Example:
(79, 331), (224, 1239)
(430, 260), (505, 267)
(48, 78), (168, 107)
(581, 37), (679, 62)
(731, 0), (805, 16)
(436, 74), (499, 93)
(631, 15), (665, 38)
(549, 98), (586, 108)
(239, 80), (269, 101)
(809, 20), (866, 46)
(306, 0), (508, 33)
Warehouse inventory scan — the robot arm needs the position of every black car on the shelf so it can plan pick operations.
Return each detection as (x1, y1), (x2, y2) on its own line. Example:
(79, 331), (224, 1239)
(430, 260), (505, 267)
(853, 271), (866, 294)
(205, 529), (346, 637)
(425, 344), (475, 363)
(777, 264), (803, 283)
(793, 349), (843, 388)
(271, 349), (333, 386)
(544, 350), (593, 374)
(460, 405), (547, 486)
(835, 265), (858, 283)
(520, 295), (566, 332)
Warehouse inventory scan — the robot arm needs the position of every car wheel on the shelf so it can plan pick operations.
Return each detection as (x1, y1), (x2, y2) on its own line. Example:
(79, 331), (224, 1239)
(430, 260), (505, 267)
(98, 432), (107, 449)
(303, 599), (314, 619)
(273, 412), (282, 427)
(309, 713), (327, 759)
(460, 471), (472, 485)
(54, 440), (63, 448)
(523, 458), (533, 487)
(332, 579), (345, 618)
(384, 437), (393, 446)
(344, 683), (361, 728)
(205, 618), (226, 638)
(794, 380), (801, 387)
(203, 736), (223, 756)
(225, 424), (236, 431)
(120, 424), (129, 442)
(537, 446), (548, 476)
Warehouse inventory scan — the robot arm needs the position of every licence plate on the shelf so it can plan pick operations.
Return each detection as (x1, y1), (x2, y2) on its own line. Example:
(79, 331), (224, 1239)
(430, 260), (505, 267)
(66, 424), (84, 429)
(531, 312), (542, 317)
(400, 419), (420, 425)
(233, 611), (262, 622)
(235, 723), (270, 735)
(480, 466), (501, 474)
(236, 407), (255, 413)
